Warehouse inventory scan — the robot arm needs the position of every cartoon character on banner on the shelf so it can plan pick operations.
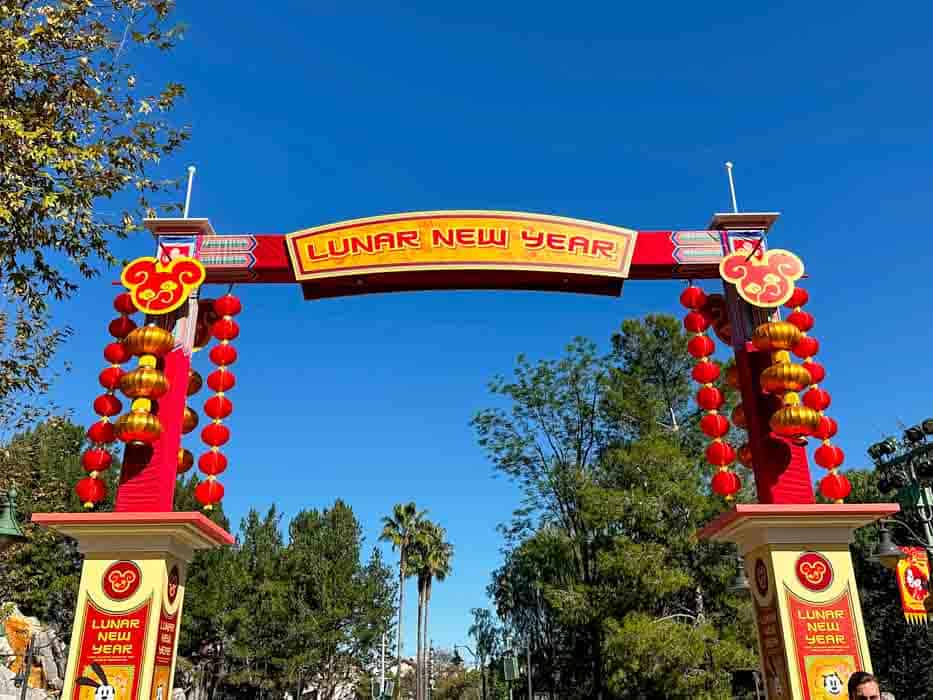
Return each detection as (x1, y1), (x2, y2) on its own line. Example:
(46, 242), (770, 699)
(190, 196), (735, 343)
(76, 664), (115, 700)
(805, 656), (857, 700)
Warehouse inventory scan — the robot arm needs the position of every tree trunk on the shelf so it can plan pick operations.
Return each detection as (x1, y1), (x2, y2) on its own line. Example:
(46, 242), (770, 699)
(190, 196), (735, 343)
(295, 670), (303, 700)
(416, 579), (425, 700)
(480, 663), (486, 700)
(423, 579), (432, 700)
(397, 550), (406, 699)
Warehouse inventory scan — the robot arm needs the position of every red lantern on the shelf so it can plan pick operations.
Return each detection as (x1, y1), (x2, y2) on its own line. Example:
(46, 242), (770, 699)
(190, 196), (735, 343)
(98, 366), (124, 390)
(201, 422), (231, 447)
(813, 415), (838, 440)
(195, 479), (225, 508)
(712, 470), (741, 498)
(785, 287), (809, 309)
(87, 421), (116, 444)
(209, 343), (238, 366)
(75, 477), (107, 508)
(815, 443), (845, 469)
(802, 361), (826, 384)
(700, 413), (730, 438)
(683, 311), (709, 333)
(108, 316), (137, 338)
(819, 472), (851, 502)
(803, 388), (831, 411)
(697, 386), (724, 411)
(199, 450), (228, 476)
(738, 443), (753, 467)
(93, 393), (123, 417)
(687, 335), (715, 359)
(692, 361), (720, 384)
(113, 292), (137, 314)
(207, 369), (236, 392)
(213, 294), (242, 317)
(81, 448), (112, 472)
(787, 311), (814, 332)
(680, 286), (707, 310)
(104, 342), (131, 364)
(211, 318), (240, 341)
(204, 395), (233, 420)
(792, 335), (820, 359)
(706, 440), (736, 466)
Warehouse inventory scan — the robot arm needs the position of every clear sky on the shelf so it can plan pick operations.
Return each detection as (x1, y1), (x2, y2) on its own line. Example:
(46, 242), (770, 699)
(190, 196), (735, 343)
(46, 1), (933, 656)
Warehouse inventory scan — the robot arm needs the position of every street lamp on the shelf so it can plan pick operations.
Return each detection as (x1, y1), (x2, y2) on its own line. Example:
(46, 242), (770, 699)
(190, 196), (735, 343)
(869, 521), (908, 570)
(729, 554), (751, 593)
(0, 488), (26, 553)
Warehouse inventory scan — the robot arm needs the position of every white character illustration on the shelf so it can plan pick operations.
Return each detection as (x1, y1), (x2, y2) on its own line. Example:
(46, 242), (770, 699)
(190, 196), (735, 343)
(822, 671), (844, 696)
(76, 662), (116, 700)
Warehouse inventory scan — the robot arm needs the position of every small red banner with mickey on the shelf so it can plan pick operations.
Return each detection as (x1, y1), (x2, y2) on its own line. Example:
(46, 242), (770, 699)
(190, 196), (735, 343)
(895, 546), (930, 625)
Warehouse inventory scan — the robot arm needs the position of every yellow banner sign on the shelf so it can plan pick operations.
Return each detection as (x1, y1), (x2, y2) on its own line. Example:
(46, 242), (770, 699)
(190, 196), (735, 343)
(285, 211), (637, 282)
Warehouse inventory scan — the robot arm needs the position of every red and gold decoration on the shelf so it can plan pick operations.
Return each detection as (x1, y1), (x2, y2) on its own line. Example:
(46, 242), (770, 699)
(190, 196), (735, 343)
(718, 248), (805, 308)
(895, 546), (930, 625)
(114, 325), (175, 447)
(784, 287), (849, 503)
(681, 284), (740, 499)
(197, 293), (241, 510)
(120, 256), (207, 315)
(177, 369), (202, 476)
(78, 293), (139, 509)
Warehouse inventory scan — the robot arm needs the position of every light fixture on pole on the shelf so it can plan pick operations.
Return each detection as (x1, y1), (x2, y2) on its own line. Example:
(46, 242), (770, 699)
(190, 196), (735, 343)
(730, 555), (751, 593)
(0, 488), (26, 553)
(870, 521), (907, 570)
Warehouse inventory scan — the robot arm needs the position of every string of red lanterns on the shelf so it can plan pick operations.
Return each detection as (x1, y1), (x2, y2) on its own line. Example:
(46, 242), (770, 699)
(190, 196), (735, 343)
(785, 288), (849, 503)
(77, 292), (138, 509)
(681, 285), (741, 500)
(197, 293), (241, 510)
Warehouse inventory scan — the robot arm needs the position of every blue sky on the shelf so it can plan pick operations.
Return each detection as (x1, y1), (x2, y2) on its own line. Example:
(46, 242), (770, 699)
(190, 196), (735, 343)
(46, 1), (933, 655)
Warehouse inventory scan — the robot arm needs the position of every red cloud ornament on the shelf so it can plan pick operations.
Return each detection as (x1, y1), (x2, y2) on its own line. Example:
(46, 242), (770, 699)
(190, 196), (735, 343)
(121, 256), (206, 315)
(718, 248), (805, 308)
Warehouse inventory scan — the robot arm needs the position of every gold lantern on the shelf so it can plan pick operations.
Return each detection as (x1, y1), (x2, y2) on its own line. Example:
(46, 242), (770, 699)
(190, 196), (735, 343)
(770, 405), (821, 437)
(182, 406), (199, 434)
(760, 362), (812, 394)
(751, 321), (803, 352)
(119, 366), (170, 399)
(115, 410), (162, 445)
(124, 325), (175, 358)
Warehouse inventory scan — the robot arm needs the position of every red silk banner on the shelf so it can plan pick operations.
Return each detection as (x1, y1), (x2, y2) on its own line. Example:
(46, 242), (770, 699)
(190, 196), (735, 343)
(895, 546), (930, 625)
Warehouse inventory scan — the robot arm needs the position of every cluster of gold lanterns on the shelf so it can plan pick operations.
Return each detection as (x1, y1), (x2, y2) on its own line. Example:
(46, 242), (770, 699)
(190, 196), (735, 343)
(751, 287), (849, 502)
(113, 324), (175, 445)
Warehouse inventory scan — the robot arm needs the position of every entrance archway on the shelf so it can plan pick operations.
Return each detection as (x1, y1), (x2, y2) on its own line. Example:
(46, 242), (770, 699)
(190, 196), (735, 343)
(35, 208), (895, 700)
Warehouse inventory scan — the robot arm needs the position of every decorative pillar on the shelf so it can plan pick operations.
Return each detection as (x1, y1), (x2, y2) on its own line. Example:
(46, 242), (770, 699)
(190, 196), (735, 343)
(32, 513), (233, 700)
(701, 504), (897, 699)
(114, 247), (207, 512)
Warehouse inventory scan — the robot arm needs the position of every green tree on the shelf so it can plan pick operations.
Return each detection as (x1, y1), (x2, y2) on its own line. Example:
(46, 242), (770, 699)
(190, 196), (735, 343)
(0, 417), (123, 636)
(284, 500), (396, 700)
(380, 501), (426, 697)
(0, 1), (189, 429)
(476, 318), (756, 699)
(468, 608), (502, 700)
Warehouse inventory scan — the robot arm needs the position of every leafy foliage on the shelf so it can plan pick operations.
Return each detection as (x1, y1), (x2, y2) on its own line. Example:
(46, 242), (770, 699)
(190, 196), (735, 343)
(475, 317), (756, 699)
(0, 0), (189, 430)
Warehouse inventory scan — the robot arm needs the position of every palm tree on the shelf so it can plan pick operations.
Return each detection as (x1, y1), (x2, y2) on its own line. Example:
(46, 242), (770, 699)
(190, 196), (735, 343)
(413, 522), (453, 700)
(379, 502), (426, 698)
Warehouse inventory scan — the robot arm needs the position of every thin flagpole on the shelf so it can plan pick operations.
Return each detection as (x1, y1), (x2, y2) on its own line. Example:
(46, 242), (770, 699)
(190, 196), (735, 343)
(725, 161), (738, 213)
(183, 165), (196, 218)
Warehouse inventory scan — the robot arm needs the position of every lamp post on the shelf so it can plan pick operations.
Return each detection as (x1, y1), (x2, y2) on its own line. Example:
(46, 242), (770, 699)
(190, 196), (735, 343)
(372, 632), (395, 700)
(0, 488), (26, 553)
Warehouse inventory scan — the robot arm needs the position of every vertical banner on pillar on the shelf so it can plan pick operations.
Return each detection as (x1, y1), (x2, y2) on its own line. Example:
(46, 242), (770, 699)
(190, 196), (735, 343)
(750, 555), (792, 698)
(72, 598), (150, 700)
(895, 546), (930, 625)
(150, 606), (177, 700)
(787, 587), (863, 700)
